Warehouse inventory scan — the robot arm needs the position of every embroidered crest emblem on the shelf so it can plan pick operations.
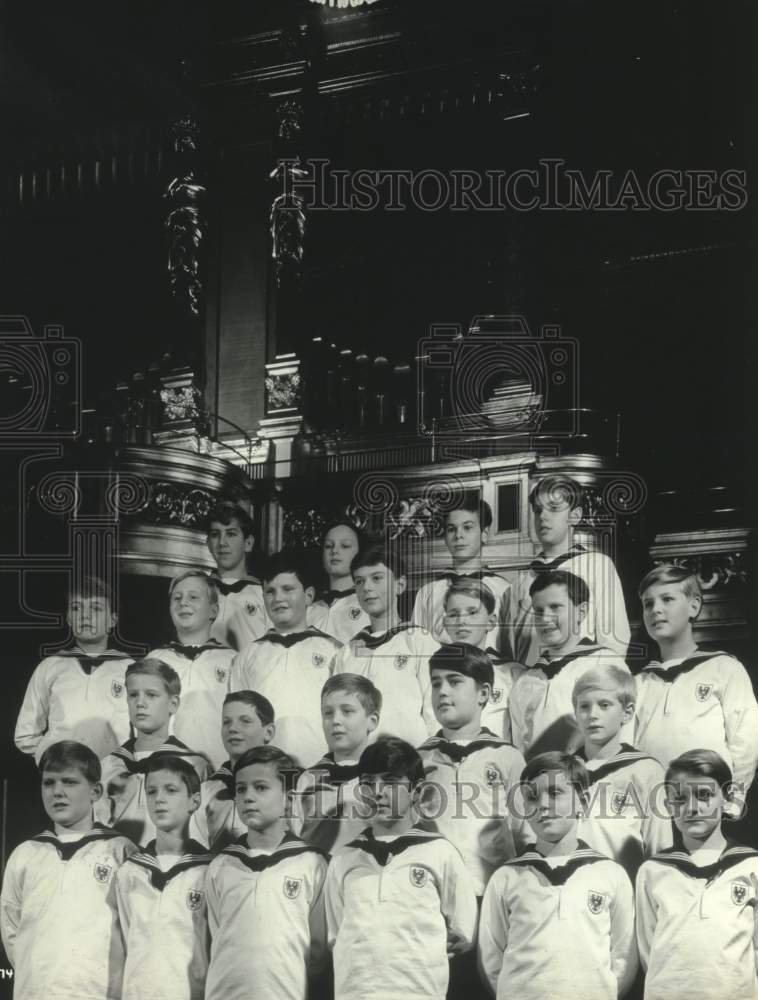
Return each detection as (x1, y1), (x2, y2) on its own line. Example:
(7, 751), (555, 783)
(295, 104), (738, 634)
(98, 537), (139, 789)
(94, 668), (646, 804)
(731, 880), (749, 905)
(93, 861), (112, 884)
(110, 680), (124, 698)
(587, 891), (605, 914)
(312, 653), (325, 668)
(409, 866), (428, 888)
(215, 667), (227, 683)
(394, 654), (409, 670)
(283, 877), (302, 899)
(611, 791), (628, 815)
(485, 764), (500, 786)
(244, 602), (257, 616)
(490, 688), (503, 704)
(695, 683), (713, 702)
(186, 889), (204, 911)
(349, 606), (362, 621)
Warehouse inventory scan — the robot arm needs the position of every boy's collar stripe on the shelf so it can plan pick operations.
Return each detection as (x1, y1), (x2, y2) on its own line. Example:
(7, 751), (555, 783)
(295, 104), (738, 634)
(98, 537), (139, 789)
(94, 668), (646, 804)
(317, 587), (357, 607)
(578, 744), (657, 784)
(650, 844), (758, 882)
(307, 757), (363, 784)
(419, 728), (512, 761)
(347, 827), (442, 865)
(32, 824), (121, 860)
(128, 840), (213, 887)
(211, 577), (261, 595)
(209, 762), (234, 784)
(435, 567), (506, 583)
(113, 737), (201, 773)
(529, 543), (588, 573)
(351, 623), (411, 649)
(220, 832), (326, 870)
(534, 639), (609, 679)
(166, 638), (229, 659)
(257, 628), (336, 649)
(640, 650), (732, 681)
(506, 842), (607, 885)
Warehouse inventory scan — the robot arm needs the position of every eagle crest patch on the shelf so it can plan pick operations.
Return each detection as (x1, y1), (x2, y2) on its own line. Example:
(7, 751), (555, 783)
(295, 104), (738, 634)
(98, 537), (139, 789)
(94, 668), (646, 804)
(587, 891), (605, 914)
(215, 667), (227, 683)
(485, 764), (500, 786)
(244, 602), (258, 616)
(611, 791), (629, 815)
(731, 880), (749, 906)
(186, 889), (204, 911)
(110, 680), (124, 698)
(312, 653), (326, 668)
(349, 606), (362, 621)
(93, 861), (112, 884)
(394, 655), (409, 670)
(409, 866), (428, 888)
(695, 683), (713, 702)
(283, 877), (302, 899)
(490, 688), (503, 704)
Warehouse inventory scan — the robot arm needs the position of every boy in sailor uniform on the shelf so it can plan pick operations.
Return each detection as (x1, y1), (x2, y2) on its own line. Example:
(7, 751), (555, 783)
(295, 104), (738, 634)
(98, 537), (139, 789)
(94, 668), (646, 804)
(506, 476), (630, 665)
(634, 564), (758, 812)
(324, 737), (478, 1000)
(441, 577), (524, 741)
(295, 673), (381, 853)
(205, 746), (328, 1000)
(148, 571), (235, 769)
(98, 659), (210, 847)
(15, 575), (133, 762)
(573, 664), (672, 877)
(1, 741), (137, 1000)
(636, 750), (758, 1000)
(418, 643), (531, 900)
(116, 755), (212, 1000)
(231, 550), (342, 767)
(194, 690), (276, 850)
(307, 519), (370, 643)
(206, 501), (269, 650)
(334, 543), (437, 746)
(412, 493), (511, 650)
(508, 570), (633, 758)
(478, 752), (638, 1000)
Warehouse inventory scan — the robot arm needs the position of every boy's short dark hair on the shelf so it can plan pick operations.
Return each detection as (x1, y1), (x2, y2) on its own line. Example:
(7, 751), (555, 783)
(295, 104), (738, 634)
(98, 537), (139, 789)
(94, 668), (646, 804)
(143, 753), (201, 796)
(521, 751), (590, 797)
(445, 491), (492, 531)
(322, 518), (365, 548)
(528, 475), (584, 512)
(665, 749), (733, 796)
(358, 736), (425, 788)
(529, 569), (590, 607)
(350, 542), (407, 581)
(321, 673), (382, 716)
(444, 578), (496, 614)
(262, 550), (315, 590)
(637, 563), (703, 603)
(206, 501), (255, 539)
(233, 745), (302, 792)
(429, 642), (494, 688)
(68, 575), (114, 609)
(126, 658), (181, 698)
(39, 740), (101, 784)
(223, 690), (275, 727)
(169, 570), (220, 606)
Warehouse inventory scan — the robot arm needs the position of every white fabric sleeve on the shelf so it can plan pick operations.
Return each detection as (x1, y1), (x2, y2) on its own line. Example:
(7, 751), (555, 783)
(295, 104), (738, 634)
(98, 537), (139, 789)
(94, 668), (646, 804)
(307, 857), (329, 975)
(14, 661), (53, 758)
(439, 846), (478, 955)
(609, 866), (638, 997)
(634, 863), (658, 972)
(0, 848), (25, 967)
(477, 869), (509, 997)
(323, 857), (344, 951)
(721, 658), (758, 802)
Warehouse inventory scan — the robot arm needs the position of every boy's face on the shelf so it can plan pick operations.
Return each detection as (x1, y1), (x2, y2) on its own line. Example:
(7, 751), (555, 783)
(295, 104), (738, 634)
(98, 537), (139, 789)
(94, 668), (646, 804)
(323, 525), (360, 580)
(532, 488), (580, 549)
(170, 577), (218, 635)
(207, 519), (253, 574)
(522, 769), (582, 844)
(41, 765), (101, 830)
(443, 593), (495, 646)
(221, 700), (274, 761)
(126, 673), (178, 734)
(145, 768), (199, 832)
(359, 771), (415, 831)
(665, 772), (725, 840)
(430, 668), (489, 730)
(574, 686), (633, 748)
(641, 581), (700, 644)
(235, 762), (287, 832)
(263, 572), (314, 631)
(321, 690), (378, 758)
(67, 595), (115, 645)
(353, 563), (405, 620)
(531, 583), (586, 649)
(444, 509), (486, 563)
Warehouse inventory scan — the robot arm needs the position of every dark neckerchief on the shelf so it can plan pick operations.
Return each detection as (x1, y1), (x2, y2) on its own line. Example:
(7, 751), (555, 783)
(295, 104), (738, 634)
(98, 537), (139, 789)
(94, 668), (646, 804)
(419, 727), (512, 764)
(111, 736), (201, 775)
(212, 577), (261, 597)
(57, 648), (130, 675)
(651, 843), (758, 884)
(221, 831), (325, 872)
(346, 827), (442, 867)
(259, 628), (332, 649)
(639, 650), (731, 682)
(575, 743), (655, 786)
(166, 638), (227, 661)
(127, 839), (213, 890)
(535, 639), (608, 680)
(529, 543), (588, 574)
(209, 761), (234, 791)
(32, 823), (121, 862)
(435, 566), (505, 583)
(485, 647), (512, 666)
(352, 623), (411, 650)
(507, 840), (606, 886)
(317, 587), (357, 608)
(308, 754), (362, 786)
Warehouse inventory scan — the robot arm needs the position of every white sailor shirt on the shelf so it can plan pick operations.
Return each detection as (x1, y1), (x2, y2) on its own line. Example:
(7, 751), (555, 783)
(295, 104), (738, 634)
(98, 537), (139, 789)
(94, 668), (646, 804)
(307, 588), (371, 645)
(209, 576), (269, 651)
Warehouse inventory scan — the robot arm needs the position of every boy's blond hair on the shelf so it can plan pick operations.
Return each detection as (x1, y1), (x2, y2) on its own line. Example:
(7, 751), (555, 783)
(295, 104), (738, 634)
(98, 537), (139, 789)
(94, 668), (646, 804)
(572, 664), (636, 710)
(637, 564), (703, 603)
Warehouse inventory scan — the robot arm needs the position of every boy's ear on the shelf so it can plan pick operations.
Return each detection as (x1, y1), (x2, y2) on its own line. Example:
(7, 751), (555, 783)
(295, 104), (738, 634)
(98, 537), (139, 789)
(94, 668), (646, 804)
(244, 534), (254, 553)
(169, 694), (180, 717)
(107, 611), (118, 634)
(304, 585), (316, 607)
(486, 611), (497, 630)
(576, 601), (589, 625)
(263, 722), (276, 744)
(478, 682), (492, 707)
(90, 781), (103, 804)
(395, 574), (407, 596)
(688, 594), (703, 622)
(367, 712), (380, 735)
(621, 701), (635, 725)
(568, 506), (583, 527)
(480, 527), (490, 545)
(209, 600), (219, 623)
(188, 791), (201, 814)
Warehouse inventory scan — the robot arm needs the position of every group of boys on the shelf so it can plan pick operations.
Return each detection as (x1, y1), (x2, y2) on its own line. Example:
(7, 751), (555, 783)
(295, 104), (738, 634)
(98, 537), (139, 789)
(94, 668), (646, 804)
(4, 480), (758, 1000)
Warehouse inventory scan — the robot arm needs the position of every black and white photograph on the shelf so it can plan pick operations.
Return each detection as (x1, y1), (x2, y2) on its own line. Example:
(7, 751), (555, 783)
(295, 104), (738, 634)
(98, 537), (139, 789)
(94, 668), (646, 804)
(0, 1), (755, 998)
